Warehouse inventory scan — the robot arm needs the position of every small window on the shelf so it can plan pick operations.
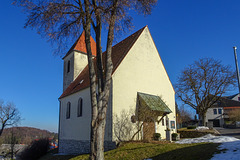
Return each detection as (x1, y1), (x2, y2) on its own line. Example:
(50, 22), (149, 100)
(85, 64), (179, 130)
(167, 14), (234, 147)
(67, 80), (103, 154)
(162, 118), (164, 126)
(67, 60), (70, 73)
(77, 98), (83, 117)
(170, 121), (175, 129)
(218, 109), (222, 114)
(66, 102), (71, 119)
(213, 109), (217, 115)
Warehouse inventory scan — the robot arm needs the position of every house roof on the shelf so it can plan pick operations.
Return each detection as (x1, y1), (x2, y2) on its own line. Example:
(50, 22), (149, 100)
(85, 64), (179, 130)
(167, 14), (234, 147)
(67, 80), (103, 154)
(137, 92), (172, 113)
(224, 106), (240, 110)
(59, 26), (146, 99)
(213, 96), (240, 108)
(62, 31), (97, 59)
(225, 93), (239, 100)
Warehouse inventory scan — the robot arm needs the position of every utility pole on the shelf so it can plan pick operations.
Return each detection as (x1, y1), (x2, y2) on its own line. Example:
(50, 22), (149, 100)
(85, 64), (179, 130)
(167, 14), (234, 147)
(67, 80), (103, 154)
(233, 46), (240, 94)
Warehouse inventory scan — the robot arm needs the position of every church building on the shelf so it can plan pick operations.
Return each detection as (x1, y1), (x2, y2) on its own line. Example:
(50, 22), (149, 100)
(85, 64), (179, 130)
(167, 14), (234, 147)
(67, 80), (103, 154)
(58, 26), (176, 154)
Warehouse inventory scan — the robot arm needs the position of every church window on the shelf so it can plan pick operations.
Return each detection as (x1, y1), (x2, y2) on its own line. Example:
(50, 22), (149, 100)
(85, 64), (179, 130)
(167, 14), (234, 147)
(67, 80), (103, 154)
(66, 102), (71, 119)
(67, 60), (70, 73)
(78, 98), (83, 117)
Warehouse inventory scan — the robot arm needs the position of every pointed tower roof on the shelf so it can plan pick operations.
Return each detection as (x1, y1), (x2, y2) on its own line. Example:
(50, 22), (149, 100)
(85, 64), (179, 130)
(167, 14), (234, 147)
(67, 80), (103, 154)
(59, 26), (147, 99)
(63, 31), (97, 59)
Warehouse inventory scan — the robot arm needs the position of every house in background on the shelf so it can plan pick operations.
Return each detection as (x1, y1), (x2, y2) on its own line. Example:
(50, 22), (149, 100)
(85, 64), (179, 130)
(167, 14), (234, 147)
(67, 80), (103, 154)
(226, 93), (240, 102)
(58, 26), (176, 154)
(205, 94), (240, 127)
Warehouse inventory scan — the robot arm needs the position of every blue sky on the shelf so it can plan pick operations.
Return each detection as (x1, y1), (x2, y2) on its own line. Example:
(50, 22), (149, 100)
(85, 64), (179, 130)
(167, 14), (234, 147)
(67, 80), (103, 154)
(1, 0), (240, 132)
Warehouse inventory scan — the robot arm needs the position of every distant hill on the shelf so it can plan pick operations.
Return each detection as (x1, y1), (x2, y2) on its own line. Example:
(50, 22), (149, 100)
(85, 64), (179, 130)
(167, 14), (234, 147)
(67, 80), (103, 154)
(0, 127), (57, 145)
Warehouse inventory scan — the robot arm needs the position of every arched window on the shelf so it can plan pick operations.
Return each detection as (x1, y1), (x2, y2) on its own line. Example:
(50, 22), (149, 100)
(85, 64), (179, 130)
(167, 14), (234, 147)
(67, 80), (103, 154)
(66, 102), (71, 119)
(77, 98), (83, 117)
(67, 60), (70, 73)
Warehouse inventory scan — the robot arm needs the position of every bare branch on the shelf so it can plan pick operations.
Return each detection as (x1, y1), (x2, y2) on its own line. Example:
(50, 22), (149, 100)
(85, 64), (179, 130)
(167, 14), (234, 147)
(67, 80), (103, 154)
(176, 58), (236, 125)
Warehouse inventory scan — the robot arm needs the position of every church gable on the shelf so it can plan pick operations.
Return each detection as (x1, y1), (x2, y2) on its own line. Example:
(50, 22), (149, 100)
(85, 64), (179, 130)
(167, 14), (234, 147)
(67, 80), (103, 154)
(111, 27), (175, 125)
(112, 27), (174, 94)
(59, 26), (145, 99)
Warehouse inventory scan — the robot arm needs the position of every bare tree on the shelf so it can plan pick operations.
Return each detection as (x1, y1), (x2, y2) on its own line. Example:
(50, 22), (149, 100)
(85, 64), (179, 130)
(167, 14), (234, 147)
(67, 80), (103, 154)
(175, 58), (236, 126)
(113, 105), (167, 142)
(13, 0), (157, 159)
(228, 109), (240, 122)
(9, 128), (19, 160)
(0, 101), (21, 136)
(176, 105), (193, 128)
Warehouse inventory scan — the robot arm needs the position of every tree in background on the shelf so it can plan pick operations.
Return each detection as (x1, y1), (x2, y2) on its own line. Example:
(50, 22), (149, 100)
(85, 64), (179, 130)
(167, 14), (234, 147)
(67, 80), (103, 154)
(228, 109), (240, 123)
(175, 58), (236, 126)
(0, 100), (21, 136)
(176, 105), (193, 128)
(14, 0), (157, 159)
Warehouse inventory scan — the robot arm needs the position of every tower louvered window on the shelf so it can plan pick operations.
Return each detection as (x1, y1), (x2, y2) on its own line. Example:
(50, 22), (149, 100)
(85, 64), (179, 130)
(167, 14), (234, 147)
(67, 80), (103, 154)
(67, 60), (70, 73)
(78, 98), (83, 117)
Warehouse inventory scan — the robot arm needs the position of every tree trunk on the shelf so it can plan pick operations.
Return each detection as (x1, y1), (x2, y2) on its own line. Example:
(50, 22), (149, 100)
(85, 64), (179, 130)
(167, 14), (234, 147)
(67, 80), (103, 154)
(86, 0), (117, 159)
(203, 112), (207, 126)
(83, 1), (98, 159)
(200, 112), (207, 126)
(96, 119), (106, 160)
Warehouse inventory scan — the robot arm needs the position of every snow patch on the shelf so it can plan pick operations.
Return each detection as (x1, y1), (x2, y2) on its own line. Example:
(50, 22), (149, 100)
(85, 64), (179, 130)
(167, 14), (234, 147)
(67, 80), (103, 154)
(176, 134), (238, 144)
(175, 134), (240, 160)
(195, 126), (209, 130)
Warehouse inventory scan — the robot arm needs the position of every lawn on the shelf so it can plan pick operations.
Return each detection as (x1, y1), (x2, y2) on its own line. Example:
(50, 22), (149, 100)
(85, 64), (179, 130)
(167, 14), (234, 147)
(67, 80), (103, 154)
(39, 141), (221, 160)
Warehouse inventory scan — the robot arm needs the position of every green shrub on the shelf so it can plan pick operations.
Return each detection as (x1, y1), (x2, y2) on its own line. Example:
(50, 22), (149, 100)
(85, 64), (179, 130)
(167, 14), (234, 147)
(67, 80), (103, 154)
(187, 126), (196, 129)
(172, 133), (178, 138)
(153, 133), (161, 140)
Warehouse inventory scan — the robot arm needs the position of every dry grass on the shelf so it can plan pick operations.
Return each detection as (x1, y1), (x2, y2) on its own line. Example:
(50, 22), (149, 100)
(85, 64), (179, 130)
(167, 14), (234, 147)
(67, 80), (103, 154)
(39, 141), (221, 160)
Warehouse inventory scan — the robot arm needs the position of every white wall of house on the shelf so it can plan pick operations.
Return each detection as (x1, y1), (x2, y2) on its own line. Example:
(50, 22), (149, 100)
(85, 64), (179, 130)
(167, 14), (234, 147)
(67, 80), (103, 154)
(206, 107), (224, 127)
(231, 94), (240, 101)
(112, 27), (176, 140)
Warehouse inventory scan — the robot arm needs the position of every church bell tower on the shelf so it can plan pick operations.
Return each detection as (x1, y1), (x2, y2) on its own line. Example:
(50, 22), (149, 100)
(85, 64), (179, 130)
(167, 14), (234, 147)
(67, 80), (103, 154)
(62, 31), (97, 91)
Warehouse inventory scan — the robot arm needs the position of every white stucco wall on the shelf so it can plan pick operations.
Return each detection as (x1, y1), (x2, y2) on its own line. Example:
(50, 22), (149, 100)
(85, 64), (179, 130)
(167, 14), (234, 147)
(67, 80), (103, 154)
(59, 88), (92, 141)
(112, 27), (176, 140)
(63, 52), (74, 91)
(59, 86), (113, 141)
(63, 51), (88, 91)
(73, 51), (88, 80)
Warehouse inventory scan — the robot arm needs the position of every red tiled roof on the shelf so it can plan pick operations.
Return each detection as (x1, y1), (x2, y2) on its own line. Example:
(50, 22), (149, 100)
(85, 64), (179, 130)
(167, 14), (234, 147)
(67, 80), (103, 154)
(63, 31), (97, 59)
(59, 26), (146, 99)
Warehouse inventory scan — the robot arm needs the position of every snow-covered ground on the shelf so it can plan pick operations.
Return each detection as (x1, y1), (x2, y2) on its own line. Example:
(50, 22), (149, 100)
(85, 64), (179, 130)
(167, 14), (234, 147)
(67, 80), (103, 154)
(176, 134), (240, 160)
